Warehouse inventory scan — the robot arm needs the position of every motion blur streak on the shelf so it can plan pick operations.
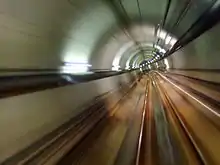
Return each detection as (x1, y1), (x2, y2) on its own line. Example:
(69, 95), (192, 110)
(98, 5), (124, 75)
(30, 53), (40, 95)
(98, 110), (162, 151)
(157, 71), (220, 118)
(1, 0), (220, 165)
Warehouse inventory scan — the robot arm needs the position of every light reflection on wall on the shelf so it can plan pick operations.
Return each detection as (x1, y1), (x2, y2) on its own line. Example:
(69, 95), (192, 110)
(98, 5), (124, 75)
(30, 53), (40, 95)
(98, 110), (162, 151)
(154, 45), (166, 54)
(62, 52), (89, 64)
(60, 62), (92, 74)
(112, 41), (134, 71)
(164, 58), (170, 69)
(157, 30), (177, 46)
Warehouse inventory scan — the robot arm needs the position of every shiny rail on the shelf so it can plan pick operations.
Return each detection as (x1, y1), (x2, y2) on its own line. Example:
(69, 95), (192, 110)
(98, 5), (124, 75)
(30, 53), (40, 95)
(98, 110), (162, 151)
(4, 72), (220, 165)
(156, 71), (220, 164)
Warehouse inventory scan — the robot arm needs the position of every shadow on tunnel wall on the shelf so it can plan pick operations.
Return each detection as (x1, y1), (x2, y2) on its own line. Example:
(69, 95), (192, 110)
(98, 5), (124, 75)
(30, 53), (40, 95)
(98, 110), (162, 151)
(116, 72), (138, 96)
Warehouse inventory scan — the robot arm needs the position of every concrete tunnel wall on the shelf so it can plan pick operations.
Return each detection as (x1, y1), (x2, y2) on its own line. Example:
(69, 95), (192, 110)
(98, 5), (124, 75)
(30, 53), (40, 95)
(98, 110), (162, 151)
(1, 0), (217, 72)
(168, 23), (220, 70)
(0, 0), (219, 162)
(166, 21), (220, 82)
(0, 1), (142, 161)
(0, 0), (118, 69)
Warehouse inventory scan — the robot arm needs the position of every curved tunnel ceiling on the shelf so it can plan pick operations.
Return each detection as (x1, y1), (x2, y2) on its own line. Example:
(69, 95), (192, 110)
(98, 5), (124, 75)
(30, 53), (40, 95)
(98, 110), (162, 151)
(0, 0), (218, 73)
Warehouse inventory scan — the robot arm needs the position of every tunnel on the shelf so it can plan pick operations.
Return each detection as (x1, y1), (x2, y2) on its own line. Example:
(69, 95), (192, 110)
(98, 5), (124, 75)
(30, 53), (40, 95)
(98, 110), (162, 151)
(0, 0), (220, 164)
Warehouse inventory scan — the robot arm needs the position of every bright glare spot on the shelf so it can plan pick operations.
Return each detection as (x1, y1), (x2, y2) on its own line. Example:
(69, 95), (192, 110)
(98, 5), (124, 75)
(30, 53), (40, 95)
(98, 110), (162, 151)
(164, 59), (170, 69)
(148, 65), (151, 69)
(161, 49), (166, 54)
(125, 62), (131, 69)
(157, 30), (167, 40)
(63, 52), (88, 64)
(112, 65), (121, 71)
(132, 64), (139, 69)
(112, 41), (134, 69)
(157, 30), (177, 46)
(165, 36), (172, 44)
(155, 45), (166, 54)
(125, 65), (130, 70)
(170, 38), (177, 46)
(61, 62), (92, 74)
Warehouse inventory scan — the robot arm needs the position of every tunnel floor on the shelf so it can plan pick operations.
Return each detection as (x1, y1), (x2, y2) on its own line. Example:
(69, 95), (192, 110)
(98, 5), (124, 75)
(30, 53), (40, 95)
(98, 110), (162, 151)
(57, 72), (220, 165)
(5, 72), (220, 165)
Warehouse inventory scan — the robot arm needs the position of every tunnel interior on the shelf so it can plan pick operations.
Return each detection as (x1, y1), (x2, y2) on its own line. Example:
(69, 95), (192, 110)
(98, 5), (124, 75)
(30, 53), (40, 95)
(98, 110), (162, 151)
(0, 0), (220, 164)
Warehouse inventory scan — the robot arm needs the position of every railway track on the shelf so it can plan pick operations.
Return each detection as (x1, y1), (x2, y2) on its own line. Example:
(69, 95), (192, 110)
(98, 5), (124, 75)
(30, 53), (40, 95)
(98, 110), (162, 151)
(155, 71), (220, 165)
(57, 77), (148, 165)
(4, 73), (220, 165)
(3, 81), (138, 165)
